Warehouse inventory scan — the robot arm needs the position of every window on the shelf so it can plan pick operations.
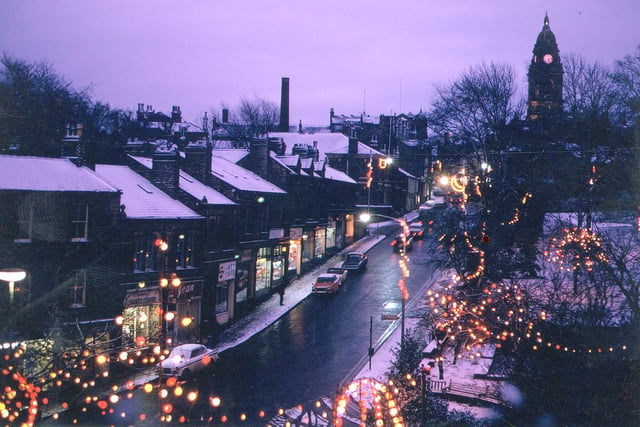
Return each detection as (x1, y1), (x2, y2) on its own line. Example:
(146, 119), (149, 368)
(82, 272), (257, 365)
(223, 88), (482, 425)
(215, 282), (228, 315)
(133, 233), (166, 272)
(255, 255), (271, 292)
(314, 229), (326, 260)
(71, 204), (89, 242)
(69, 270), (87, 308)
(326, 222), (336, 249)
(175, 233), (195, 269)
(15, 205), (33, 243)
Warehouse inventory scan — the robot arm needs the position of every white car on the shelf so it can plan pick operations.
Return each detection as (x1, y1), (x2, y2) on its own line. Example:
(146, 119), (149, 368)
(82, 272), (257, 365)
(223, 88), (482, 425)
(159, 343), (218, 379)
(326, 267), (348, 285)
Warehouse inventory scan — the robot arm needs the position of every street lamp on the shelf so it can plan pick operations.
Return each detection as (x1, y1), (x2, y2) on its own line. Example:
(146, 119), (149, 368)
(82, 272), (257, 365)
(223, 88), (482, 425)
(358, 213), (410, 346)
(0, 269), (26, 304)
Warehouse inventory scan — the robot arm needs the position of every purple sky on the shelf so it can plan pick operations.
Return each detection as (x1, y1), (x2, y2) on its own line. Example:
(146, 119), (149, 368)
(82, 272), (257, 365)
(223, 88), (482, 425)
(1, 1), (638, 127)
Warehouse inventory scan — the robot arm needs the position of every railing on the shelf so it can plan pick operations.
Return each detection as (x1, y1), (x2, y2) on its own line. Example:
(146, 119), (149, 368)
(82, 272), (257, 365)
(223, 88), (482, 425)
(428, 378), (504, 406)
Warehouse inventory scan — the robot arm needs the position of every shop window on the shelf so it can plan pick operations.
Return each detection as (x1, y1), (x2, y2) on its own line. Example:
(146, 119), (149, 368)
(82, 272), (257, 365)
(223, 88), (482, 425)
(215, 282), (228, 315)
(175, 233), (195, 269)
(302, 234), (313, 262)
(326, 222), (336, 249)
(122, 304), (160, 346)
(272, 257), (283, 281)
(68, 270), (87, 309)
(258, 247), (271, 257)
(314, 229), (326, 260)
(235, 267), (249, 304)
(288, 241), (299, 272)
(256, 256), (271, 292)
(71, 204), (89, 242)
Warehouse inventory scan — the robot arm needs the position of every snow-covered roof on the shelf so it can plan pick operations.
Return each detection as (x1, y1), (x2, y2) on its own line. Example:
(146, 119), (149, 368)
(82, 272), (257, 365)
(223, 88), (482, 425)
(325, 165), (356, 184)
(211, 155), (286, 194)
(211, 149), (249, 164)
(0, 155), (119, 193)
(179, 171), (236, 206)
(270, 152), (297, 174)
(274, 154), (298, 167)
(129, 155), (153, 169)
(127, 155), (236, 205)
(269, 132), (386, 158)
(94, 165), (203, 220)
(300, 158), (313, 169)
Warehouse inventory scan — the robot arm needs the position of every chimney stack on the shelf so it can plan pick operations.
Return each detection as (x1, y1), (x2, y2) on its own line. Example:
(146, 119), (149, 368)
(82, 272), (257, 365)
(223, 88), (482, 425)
(222, 108), (229, 124)
(279, 77), (290, 132)
(152, 147), (180, 198)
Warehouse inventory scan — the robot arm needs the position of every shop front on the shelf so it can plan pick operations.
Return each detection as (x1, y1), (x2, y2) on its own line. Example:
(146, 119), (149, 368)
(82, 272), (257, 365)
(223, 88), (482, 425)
(122, 288), (161, 348)
(236, 236), (290, 304)
(167, 279), (202, 345)
(288, 227), (303, 277)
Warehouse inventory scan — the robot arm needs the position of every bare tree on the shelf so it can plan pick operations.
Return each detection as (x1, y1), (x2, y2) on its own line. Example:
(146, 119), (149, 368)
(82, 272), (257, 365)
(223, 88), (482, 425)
(0, 54), (82, 155)
(611, 45), (640, 127)
(563, 53), (619, 129)
(223, 96), (279, 142)
(428, 62), (522, 154)
(560, 54), (630, 229)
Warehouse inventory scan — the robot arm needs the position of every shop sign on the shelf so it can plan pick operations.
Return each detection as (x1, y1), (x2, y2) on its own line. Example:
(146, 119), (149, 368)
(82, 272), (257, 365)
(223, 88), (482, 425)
(168, 281), (202, 301)
(269, 228), (284, 239)
(124, 288), (160, 307)
(218, 261), (236, 282)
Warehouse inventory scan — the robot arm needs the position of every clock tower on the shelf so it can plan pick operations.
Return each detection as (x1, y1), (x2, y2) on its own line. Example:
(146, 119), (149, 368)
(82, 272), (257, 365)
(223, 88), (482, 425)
(527, 13), (563, 126)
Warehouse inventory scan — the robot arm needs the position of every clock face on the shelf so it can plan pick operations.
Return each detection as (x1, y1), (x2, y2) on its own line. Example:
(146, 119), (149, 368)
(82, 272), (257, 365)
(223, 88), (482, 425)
(543, 54), (553, 64)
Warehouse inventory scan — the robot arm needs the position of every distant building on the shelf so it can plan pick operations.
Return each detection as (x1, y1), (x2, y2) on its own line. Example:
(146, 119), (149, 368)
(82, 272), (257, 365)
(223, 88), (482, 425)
(526, 13), (564, 132)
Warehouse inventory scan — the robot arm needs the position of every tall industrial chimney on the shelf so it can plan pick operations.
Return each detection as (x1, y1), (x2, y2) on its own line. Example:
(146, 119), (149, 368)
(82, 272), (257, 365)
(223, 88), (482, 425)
(279, 77), (290, 132)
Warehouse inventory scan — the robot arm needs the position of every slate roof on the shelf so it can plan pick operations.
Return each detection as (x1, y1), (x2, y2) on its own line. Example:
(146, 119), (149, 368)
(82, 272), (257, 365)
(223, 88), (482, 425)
(179, 171), (236, 205)
(127, 155), (236, 206)
(325, 165), (356, 183)
(269, 132), (386, 158)
(0, 155), (118, 193)
(269, 132), (416, 179)
(211, 155), (286, 194)
(211, 149), (249, 164)
(94, 165), (203, 220)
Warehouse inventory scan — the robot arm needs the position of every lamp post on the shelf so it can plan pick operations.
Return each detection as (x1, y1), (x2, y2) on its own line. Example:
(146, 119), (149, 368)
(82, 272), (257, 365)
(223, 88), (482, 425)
(358, 212), (409, 346)
(0, 269), (26, 304)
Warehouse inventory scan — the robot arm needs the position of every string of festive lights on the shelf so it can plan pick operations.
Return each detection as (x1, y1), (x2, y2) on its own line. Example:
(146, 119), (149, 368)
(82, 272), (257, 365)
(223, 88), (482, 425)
(544, 227), (607, 272)
(333, 377), (404, 427)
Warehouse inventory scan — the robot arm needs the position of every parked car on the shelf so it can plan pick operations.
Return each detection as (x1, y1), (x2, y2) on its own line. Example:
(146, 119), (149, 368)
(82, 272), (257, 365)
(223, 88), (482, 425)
(312, 273), (341, 294)
(326, 267), (348, 285)
(159, 343), (218, 379)
(409, 221), (425, 240)
(341, 252), (368, 271)
(391, 233), (413, 252)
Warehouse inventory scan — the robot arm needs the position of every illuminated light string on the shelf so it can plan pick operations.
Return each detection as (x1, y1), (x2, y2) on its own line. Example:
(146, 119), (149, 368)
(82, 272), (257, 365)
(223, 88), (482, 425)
(544, 227), (607, 272)
(333, 377), (404, 427)
(427, 277), (631, 360)
(0, 251), (416, 425)
(427, 278), (534, 354)
(0, 316), (630, 425)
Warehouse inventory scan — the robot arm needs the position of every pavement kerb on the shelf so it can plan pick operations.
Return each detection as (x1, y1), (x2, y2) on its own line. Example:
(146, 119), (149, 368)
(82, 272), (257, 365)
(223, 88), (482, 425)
(339, 267), (444, 389)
